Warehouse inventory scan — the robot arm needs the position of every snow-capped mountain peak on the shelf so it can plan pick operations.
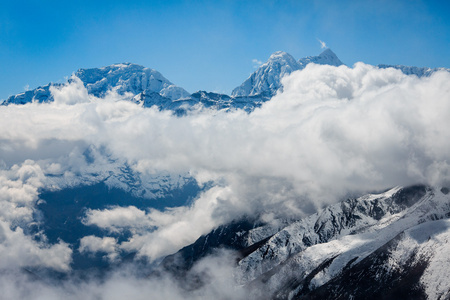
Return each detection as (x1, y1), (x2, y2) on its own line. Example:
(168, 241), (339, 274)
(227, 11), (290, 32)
(2, 63), (190, 106)
(231, 51), (301, 97)
(231, 49), (345, 98)
(75, 63), (190, 100)
(298, 48), (344, 67)
(266, 51), (299, 66)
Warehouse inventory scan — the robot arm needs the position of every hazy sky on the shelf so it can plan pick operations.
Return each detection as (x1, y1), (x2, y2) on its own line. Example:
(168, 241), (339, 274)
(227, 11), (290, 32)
(1, 0), (449, 100)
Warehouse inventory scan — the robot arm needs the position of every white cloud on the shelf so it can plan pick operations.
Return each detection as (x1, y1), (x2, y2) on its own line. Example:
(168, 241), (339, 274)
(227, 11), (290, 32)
(82, 206), (155, 233)
(0, 250), (248, 300)
(0, 220), (71, 271)
(82, 186), (243, 260)
(317, 38), (327, 49)
(79, 236), (119, 261)
(252, 58), (263, 68)
(120, 186), (244, 260)
(50, 76), (93, 105)
(0, 64), (449, 274)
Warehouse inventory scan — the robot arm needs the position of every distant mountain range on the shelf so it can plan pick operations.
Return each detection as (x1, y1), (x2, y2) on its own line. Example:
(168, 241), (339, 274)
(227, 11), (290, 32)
(3, 49), (446, 112)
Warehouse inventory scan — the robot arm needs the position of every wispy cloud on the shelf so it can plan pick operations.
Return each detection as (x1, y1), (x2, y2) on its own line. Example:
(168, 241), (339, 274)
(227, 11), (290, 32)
(252, 58), (263, 68)
(317, 38), (327, 49)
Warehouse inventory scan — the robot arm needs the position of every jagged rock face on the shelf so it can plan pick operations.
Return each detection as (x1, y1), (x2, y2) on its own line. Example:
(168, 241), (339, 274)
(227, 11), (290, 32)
(245, 185), (450, 299)
(294, 230), (429, 300)
(289, 217), (450, 300)
(161, 185), (450, 299)
(235, 186), (428, 285)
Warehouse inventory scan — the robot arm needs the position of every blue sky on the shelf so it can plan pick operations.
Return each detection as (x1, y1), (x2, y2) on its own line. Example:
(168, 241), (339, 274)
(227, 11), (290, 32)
(1, 0), (449, 100)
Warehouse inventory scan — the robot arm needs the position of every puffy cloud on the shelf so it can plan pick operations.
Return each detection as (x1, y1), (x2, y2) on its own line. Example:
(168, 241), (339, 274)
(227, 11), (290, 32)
(83, 186), (244, 260)
(0, 250), (247, 300)
(82, 206), (155, 233)
(0, 160), (72, 272)
(122, 186), (244, 260)
(79, 236), (119, 261)
(98, 63), (450, 209)
(0, 63), (449, 274)
(50, 76), (92, 105)
(0, 220), (71, 271)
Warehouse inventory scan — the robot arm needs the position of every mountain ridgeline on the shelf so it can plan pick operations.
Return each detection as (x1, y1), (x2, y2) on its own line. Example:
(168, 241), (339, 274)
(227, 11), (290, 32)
(161, 185), (450, 299)
(3, 49), (444, 111)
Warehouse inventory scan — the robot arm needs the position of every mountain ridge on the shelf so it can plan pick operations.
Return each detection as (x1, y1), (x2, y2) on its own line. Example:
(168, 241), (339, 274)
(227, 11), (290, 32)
(160, 185), (450, 299)
(4, 49), (446, 110)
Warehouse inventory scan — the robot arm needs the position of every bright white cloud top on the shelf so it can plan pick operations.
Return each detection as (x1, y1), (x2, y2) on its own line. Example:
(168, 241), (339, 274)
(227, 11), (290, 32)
(0, 62), (449, 298)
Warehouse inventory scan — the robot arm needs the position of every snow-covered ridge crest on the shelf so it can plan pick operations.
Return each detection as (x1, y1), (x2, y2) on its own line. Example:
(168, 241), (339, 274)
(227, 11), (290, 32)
(162, 185), (450, 298)
(74, 62), (190, 100)
(2, 62), (190, 106)
(236, 185), (450, 298)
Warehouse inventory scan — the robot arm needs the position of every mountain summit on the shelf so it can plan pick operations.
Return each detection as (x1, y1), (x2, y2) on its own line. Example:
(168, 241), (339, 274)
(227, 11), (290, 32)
(75, 63), (190, 100)
(299, 48), (344, 67)
(2, 63), (190, 106)
(231, 48), (344, 98)
(231, 51), (302, 97)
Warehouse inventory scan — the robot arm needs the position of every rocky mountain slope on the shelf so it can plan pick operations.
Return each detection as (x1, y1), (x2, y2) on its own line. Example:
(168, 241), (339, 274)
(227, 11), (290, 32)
(161, 185), (450, 299)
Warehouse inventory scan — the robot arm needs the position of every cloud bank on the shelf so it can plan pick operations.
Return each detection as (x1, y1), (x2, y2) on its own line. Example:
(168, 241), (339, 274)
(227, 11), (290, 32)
(0, 250), (246, 300)
(0, 63), (449, 297)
